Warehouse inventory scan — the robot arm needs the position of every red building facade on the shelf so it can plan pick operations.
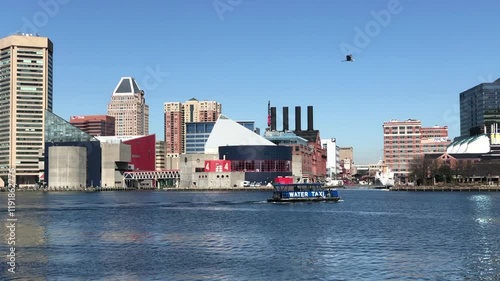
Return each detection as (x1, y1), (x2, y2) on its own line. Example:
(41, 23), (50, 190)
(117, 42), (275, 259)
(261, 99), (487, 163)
(123, 134), (156, 171)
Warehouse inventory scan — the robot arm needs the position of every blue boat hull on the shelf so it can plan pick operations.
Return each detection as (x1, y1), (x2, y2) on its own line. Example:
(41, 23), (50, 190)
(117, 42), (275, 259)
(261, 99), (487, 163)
(267, 188), (341, 203)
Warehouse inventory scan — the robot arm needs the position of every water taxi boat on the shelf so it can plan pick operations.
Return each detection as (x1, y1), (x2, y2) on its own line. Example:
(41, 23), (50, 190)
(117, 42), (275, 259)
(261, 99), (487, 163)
(267, 183), (341, 203)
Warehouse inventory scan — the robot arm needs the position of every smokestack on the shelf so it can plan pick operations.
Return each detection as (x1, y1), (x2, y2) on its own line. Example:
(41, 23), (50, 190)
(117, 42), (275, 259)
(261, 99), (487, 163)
(271, 107), (277, 131)
(295, 106), (301, 131)
(283, 106), (289, 131)
(267, 101), (271, 128)
(307, 106), (313, 131)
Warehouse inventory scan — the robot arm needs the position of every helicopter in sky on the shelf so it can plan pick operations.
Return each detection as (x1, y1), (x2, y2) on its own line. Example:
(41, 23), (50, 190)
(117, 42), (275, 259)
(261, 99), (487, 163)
(342, 54), (354, 62)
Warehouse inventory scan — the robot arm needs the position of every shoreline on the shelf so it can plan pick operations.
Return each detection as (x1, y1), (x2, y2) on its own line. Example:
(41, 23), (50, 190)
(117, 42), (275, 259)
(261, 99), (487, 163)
(0, 186), (275, 192)
(390, 185), (500, 192)
(2, 185), (500, 192)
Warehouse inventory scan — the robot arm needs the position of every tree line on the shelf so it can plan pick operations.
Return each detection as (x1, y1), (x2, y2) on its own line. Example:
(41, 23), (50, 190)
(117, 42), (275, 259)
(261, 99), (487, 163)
(409, 155), (500, 185)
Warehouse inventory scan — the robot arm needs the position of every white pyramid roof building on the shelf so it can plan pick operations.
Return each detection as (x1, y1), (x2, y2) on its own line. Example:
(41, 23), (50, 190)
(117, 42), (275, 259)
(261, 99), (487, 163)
(204, 114), (276, 154)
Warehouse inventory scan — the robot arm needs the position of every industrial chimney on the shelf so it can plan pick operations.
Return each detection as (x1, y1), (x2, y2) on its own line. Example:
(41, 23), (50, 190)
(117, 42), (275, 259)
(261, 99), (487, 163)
(307, 106), (313, 131)
(283, 106), (289, 131)
(270, 107), (277, 131)
(295, 106), (301, 131)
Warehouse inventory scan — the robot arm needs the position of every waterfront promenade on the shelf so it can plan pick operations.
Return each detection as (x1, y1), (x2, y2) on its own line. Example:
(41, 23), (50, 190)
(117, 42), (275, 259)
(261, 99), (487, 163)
(0, 186), (274, 192)
(390, 184), (500, 192)
(3, 184), (500, 192)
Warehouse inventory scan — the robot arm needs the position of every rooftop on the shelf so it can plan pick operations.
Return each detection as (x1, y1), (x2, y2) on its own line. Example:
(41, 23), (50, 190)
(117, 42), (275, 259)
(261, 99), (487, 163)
(112, 77), (142, 96)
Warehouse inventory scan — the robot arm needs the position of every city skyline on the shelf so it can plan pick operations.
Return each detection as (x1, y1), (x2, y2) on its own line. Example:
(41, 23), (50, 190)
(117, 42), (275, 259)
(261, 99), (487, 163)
(3, 0), (500, 164)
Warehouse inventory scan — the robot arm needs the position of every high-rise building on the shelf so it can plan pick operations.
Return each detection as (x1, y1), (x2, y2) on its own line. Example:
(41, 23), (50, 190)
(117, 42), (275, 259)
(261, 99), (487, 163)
(460, 78), (500, 137)
(107, 77), (149, 136)
(69, 115), (115, 136)
(383, 119), (450, 180)
(0, 34), (53, 187)
(383, 119), (422, 180)
(164, 98), (222, 155)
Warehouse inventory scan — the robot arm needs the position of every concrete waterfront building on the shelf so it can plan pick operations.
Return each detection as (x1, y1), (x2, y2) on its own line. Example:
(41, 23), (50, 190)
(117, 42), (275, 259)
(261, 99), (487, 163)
(0, 33), (53, 187)
(99, 141), (131, 188)
(107, 77), (149, 136)
(42, 110), (102, 188)
(41, 111), (140, 189)
(460, 78), (500, 137)
(69, 115), (115, 136)
(95, 135), (156, 171)
(164, 98), (222, 156)
(48, 146), (87, 188)
(383, 119), (450, 181)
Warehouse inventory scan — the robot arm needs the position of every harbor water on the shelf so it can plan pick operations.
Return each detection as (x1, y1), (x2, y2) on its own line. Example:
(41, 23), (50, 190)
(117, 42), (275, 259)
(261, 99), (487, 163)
(1, 190), (499, 280)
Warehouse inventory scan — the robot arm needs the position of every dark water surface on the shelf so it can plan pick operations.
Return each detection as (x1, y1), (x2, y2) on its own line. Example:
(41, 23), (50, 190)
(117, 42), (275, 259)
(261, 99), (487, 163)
(1, 190), (499, 280)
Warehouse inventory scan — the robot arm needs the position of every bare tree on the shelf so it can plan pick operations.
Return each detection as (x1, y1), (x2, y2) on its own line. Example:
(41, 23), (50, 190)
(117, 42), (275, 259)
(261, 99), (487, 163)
(453, 160), (465, 184)
(437, 164), (453, 184)
(409, 155), (425, 185)
(462, 160), (473, 184)
(409, 155), (437, 185)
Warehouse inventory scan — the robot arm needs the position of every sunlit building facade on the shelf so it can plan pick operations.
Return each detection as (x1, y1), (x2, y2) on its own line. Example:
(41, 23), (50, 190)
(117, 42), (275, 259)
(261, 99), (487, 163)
(0, 34), (53, 187)
(164, 98), (222, 155)
(107, 77), (149, 136)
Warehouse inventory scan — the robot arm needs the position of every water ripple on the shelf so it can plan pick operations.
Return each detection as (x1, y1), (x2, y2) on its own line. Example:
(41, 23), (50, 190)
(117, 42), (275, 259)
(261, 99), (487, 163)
(0, 191), (498, 280)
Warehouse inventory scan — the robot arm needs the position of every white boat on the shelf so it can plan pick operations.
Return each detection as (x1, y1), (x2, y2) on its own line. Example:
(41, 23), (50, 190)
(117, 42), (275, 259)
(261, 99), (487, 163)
(375, 167), (395, 187)
(324, 178), (344, 187)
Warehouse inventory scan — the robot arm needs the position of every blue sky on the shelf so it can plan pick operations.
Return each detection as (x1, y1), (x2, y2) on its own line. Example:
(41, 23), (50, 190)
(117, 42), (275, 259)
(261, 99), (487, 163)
(2, 0), (500, 164)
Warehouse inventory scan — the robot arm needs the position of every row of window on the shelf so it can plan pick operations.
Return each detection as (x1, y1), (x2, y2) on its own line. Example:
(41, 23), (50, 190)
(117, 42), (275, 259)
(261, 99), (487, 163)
(229, 160), (291, 172)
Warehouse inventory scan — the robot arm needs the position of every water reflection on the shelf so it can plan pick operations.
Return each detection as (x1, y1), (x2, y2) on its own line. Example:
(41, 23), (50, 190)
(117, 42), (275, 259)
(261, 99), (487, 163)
(0, 191), (499, 280)
(463, 194), (499, 280)
(0, 212), (49, 280)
